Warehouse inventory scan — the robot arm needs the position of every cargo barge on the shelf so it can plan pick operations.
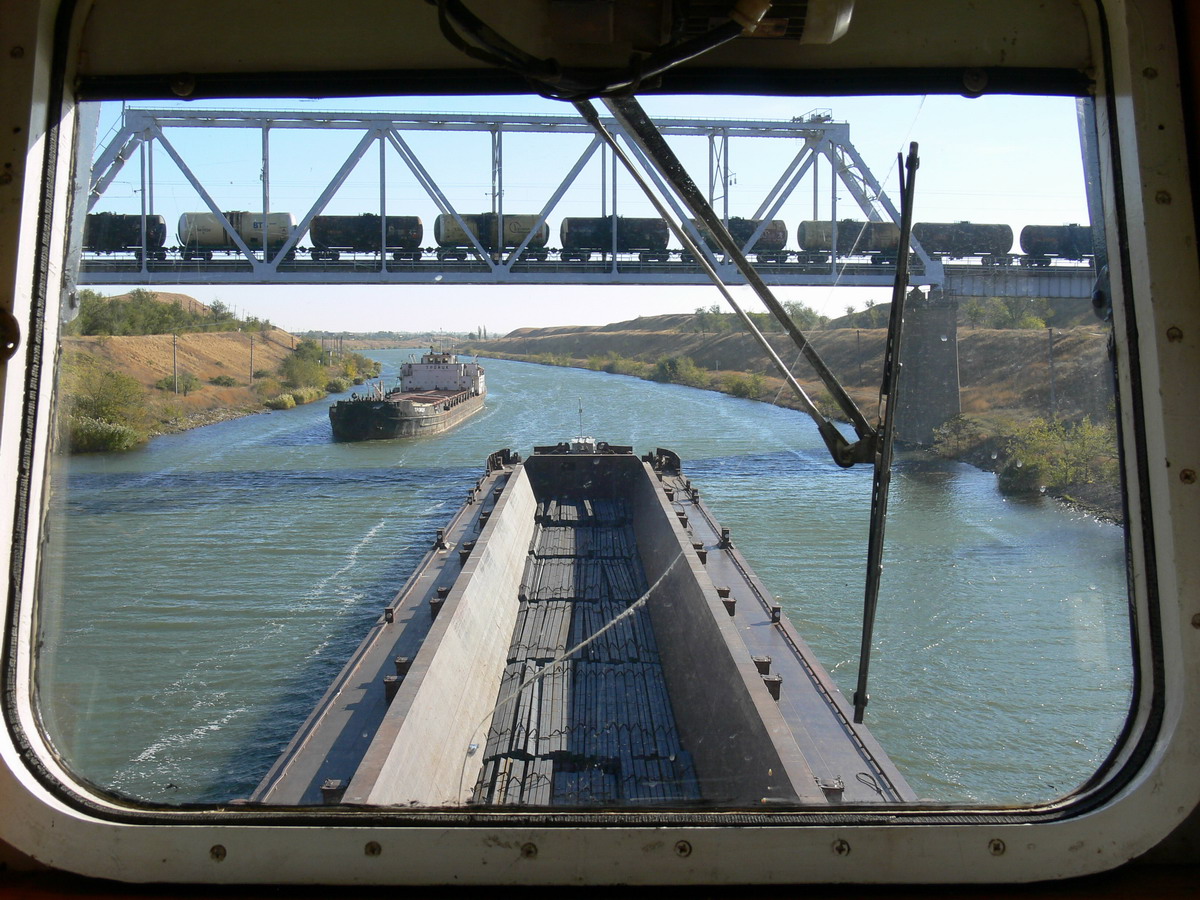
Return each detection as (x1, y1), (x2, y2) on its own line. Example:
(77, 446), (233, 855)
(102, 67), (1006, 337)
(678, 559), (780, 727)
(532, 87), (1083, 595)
(328, 350), (484, 441)
(252, 441), (913, 807)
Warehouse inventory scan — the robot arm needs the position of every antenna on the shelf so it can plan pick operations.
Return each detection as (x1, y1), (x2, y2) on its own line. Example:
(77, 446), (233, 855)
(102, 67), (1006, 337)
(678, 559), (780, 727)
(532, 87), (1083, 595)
(577, 397), (583, 440)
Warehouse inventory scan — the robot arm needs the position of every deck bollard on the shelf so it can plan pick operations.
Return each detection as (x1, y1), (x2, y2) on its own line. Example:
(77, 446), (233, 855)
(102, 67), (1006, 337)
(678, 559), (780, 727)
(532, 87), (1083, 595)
(762, 674), (782, 700)
(384, 675), (401, 702)
(320, 779), (346, 805)
(752, 655), (772, 675)
(770, 604), (781, 623)
(394, 656), (412, 676)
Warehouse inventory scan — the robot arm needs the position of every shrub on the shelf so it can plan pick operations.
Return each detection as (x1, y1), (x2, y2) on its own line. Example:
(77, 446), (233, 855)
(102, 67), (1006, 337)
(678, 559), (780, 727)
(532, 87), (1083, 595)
(253, 369), (271, 379)
(153, 372), (202, 395)
(998, 417), (1118, 495)
(210, 374), (238, 387)
(280, 353), (326, 388)
(289, 386), (325, 405)
(725, 373), (765, 398)
(652, 355), (706, 388)
(66, 415), (145, 453)
(325, 377), (351, 393)
(265, 394), (296, 410)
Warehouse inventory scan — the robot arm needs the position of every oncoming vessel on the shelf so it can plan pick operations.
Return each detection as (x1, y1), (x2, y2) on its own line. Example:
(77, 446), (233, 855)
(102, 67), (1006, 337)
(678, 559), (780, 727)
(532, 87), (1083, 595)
(328, 349), (485, 441)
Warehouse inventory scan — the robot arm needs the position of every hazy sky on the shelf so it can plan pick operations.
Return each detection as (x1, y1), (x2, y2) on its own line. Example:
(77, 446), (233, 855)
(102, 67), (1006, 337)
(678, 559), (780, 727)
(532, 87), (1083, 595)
(86, 93), (1090, 334)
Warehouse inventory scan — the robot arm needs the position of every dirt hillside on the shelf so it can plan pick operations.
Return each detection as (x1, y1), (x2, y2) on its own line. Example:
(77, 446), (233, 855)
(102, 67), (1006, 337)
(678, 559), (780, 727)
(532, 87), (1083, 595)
(62, 328), (299, 428)
(470, 315), (1113, 423)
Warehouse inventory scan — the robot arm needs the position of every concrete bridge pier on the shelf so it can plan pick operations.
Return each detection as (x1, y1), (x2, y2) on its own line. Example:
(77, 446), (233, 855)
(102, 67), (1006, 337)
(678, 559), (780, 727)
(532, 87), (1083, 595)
(895, 287), (961, 445)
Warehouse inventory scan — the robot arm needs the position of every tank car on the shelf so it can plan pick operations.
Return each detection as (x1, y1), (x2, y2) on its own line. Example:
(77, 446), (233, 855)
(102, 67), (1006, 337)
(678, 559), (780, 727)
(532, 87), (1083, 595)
(83, 212), (168, 259)
(177, 211), (296, 260)
(1019, 223), (1094, 264)
(309, 214), (423, 261)
(796, 219), (901, 257)
(559, 216), (670, 261)
(689, 217), (789, 261)
(911, 221), (1013, 261)
(433, 213), (549, 260)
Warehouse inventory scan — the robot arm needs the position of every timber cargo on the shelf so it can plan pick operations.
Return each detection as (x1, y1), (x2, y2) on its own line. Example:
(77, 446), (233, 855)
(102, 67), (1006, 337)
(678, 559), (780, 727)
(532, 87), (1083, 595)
(252, 441), (913, 807)
(328, 350), (485, 441)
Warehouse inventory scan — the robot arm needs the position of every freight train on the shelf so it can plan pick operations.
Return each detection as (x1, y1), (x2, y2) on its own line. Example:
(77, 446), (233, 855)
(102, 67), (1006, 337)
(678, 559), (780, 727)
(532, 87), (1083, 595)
(82, 211), (1096, 266)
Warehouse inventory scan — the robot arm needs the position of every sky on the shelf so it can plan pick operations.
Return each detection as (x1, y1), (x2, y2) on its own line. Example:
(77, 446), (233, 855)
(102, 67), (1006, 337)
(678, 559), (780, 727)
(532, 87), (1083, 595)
(84, 92), (1091, 335)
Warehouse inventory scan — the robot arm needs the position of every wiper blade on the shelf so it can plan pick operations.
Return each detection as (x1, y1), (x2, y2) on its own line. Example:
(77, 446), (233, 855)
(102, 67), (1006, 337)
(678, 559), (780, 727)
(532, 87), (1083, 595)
(853, 143), (919, 723)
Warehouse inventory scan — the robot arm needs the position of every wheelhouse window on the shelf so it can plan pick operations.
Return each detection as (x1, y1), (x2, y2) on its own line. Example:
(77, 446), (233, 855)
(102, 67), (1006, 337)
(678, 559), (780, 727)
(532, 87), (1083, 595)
(33, 90), (1131, 812)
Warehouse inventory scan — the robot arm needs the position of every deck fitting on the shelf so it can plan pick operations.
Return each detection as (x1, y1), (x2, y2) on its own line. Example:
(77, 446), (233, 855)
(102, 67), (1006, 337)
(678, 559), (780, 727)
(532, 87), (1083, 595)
(384, 675), (402, 702)
(320, 779), (346, 805)
(762, 673), (783, 700)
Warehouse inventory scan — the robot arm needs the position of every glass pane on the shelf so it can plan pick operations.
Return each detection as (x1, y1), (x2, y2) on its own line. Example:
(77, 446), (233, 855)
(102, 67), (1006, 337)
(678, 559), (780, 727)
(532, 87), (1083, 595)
(36, 93), (1130, 809)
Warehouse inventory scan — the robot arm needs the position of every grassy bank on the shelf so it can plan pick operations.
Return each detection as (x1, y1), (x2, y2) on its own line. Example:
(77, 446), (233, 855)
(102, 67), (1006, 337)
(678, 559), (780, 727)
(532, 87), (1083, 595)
(60, 337), (381, 452)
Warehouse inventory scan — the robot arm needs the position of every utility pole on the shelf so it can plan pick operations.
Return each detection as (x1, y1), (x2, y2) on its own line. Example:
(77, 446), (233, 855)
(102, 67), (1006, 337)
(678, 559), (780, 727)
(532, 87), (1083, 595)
(172, 333), (178, 394)
(249, 334), (255, 385)
(1047, 327), (1057, 419)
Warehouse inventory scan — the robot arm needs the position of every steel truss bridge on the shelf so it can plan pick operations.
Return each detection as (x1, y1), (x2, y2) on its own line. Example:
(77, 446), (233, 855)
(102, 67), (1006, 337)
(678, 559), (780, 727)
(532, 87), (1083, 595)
(81, 108), (1097, 300)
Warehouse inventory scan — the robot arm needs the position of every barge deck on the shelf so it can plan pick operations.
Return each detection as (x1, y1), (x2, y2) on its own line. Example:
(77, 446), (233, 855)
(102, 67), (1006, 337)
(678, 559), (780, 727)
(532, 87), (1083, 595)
(251, 443), (912, 808)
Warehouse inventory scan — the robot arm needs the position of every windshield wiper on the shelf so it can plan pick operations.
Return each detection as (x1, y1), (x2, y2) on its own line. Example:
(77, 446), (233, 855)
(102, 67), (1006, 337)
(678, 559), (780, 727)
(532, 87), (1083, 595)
(576, 96), (919, 721)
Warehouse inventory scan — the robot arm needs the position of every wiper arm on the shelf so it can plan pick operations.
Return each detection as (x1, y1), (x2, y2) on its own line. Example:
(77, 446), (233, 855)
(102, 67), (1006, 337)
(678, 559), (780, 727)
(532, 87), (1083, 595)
(594, 94), (877, 467)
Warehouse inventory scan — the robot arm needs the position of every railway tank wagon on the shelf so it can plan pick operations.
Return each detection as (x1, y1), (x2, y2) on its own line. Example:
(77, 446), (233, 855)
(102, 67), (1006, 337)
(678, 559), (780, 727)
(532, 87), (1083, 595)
(82, 212), (168, 259)
(433, 213), (550, 260)
(1019, 223), (1094, 264)
(177, 211), (297, 260)
(911, 221), (1014, 262)
(689, 217), (789, 262)
(796, 219), (901, 262)
(560, 216), (671, 262)
(309, 214), (423, 261)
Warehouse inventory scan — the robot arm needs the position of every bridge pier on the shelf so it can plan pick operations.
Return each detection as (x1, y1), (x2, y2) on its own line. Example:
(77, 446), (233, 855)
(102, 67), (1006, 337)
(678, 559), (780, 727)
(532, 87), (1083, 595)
(895, 287), (961, 445)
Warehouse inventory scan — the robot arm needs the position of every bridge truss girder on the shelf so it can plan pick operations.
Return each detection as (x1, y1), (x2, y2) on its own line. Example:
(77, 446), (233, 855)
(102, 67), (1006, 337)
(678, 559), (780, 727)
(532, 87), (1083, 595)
(82, 106), (946, 289)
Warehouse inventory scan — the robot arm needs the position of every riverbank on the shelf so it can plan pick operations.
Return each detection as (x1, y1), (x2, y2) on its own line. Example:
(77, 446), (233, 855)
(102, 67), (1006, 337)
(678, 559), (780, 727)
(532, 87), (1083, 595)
(463, 324), (1118, 525)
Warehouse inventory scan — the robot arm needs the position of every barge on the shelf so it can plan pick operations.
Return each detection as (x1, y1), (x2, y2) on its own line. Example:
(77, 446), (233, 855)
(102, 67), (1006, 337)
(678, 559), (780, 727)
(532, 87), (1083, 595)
(328, 350), (484, 441)
(252, 441), (913, 807)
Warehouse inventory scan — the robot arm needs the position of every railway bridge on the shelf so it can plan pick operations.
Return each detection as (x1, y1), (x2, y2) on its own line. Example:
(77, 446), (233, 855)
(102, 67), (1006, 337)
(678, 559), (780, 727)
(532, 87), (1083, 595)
(79, 107), (1101, 301)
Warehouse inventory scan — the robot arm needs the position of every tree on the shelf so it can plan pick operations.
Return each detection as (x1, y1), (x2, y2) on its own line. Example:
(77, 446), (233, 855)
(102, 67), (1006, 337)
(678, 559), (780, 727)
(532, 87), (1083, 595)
(72, 369), (146, 421)
(281, 353), (325, 388)
(781, 300), (829, 330)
